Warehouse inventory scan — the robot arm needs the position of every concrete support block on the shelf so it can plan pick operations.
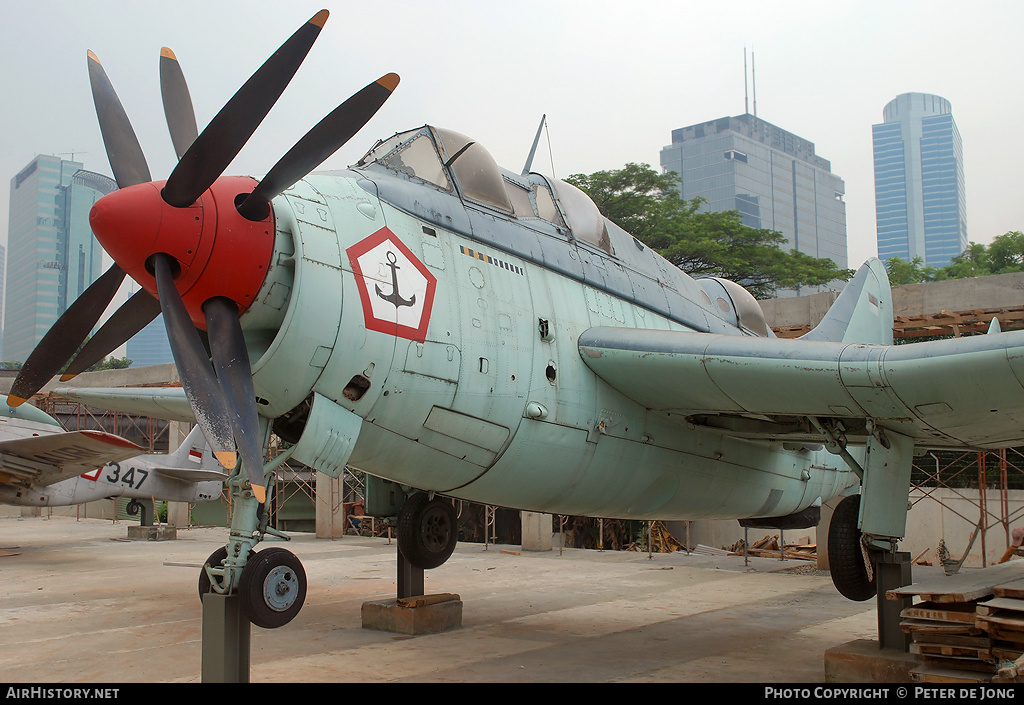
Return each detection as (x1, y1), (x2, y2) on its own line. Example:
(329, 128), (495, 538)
(127, 525), (177, 540)
(361, 594), (463, 635)
(824, 639), (920, 683)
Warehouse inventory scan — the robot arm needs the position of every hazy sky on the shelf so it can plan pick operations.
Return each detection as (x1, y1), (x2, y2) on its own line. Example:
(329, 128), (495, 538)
(2, 0), (1022, 277)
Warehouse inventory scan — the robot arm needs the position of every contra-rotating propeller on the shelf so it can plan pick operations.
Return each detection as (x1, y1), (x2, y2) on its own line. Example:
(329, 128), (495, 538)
(8, 8), (400, 504)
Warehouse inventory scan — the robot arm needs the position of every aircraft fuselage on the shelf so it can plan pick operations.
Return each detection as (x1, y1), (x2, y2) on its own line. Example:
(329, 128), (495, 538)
(242, 156), (858, 522)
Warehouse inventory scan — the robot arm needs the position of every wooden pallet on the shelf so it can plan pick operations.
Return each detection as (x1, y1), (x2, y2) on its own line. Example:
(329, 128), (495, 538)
(894, 563), (1024, 682)
(888, 561), (1024, 603)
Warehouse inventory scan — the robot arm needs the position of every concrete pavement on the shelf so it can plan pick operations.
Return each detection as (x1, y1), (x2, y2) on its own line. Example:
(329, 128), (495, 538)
(0, 515), (922, 683)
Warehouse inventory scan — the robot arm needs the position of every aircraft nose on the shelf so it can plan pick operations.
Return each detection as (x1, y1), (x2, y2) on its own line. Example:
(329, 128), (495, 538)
(89, 181), (200, 281)
(88, 175), (273, 327)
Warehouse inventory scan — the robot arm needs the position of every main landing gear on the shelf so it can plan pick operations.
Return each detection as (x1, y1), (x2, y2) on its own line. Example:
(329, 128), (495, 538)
(397, 491), (459, 570)
(823, 425), (915, 651)
(828, 495), (876, 601)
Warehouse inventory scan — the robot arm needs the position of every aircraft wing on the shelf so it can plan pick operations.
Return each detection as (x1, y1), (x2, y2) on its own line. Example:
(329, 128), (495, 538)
(578, 326), (1024, 450)
(52, 387), (195, 423)
(0, 431), (146, 488)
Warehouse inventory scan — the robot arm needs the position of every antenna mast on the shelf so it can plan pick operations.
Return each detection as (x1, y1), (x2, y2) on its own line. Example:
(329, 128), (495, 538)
(522, 114), (546, 176)
(744, 48), (749, 114)
(752, 51), (757, 118)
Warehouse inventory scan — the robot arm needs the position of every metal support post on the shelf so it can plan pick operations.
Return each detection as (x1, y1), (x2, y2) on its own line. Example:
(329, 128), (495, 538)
(397, 548), (424, 598)
(875, 551), (912, 652)
(201, 593), (250, 683)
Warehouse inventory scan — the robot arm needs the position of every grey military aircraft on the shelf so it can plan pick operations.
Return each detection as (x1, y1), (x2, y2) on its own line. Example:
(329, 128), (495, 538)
(11, 9), (1024, 628)
(0, 403), (224, 512)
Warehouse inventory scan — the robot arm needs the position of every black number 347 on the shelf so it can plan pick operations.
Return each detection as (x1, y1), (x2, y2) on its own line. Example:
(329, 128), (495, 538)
(104, 462), (149, 489)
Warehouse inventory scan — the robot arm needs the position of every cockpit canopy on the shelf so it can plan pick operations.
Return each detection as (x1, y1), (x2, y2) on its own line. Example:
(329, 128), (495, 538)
(358, 126), (611, 254)
(697, 277), (771, 337)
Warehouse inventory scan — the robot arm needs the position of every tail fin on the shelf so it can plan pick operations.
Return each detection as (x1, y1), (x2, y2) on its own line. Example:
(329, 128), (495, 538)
(164, 424), (219, 470)
(801, 258), (893, 344)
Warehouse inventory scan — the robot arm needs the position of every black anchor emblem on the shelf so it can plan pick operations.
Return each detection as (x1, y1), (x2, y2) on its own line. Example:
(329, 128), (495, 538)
(375, 251), (416, 309)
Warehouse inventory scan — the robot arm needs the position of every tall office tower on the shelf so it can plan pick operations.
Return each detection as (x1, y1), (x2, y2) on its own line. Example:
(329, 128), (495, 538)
(126, 313), (173, 368)
(0, 245), (6, 359)
(5, 155), (116, 363)
(873, 93), (967, 268)
(659, 113), (848, 293)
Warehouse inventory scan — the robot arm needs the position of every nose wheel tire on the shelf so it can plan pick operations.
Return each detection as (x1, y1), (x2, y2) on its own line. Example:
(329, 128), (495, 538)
(397, 492), (458, 570)
(828, 495), (877, 601)
(239, 547), (307, 629)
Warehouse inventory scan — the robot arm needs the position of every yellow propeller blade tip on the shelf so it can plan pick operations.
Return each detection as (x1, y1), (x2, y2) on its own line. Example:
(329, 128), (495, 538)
(378, 73), (400, 92)
(6, 395), (26, 408)
(59, 374), (76, 382)
(87, 50), (100, 63)
(253, 485), (266, 504)
(161, 47), (178, 60)
(214, 451), (237, 470)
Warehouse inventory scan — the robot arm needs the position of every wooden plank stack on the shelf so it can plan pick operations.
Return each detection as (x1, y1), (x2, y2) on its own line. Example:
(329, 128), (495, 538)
(888, 561), (1024, 682)
(726, 535), (817, 561)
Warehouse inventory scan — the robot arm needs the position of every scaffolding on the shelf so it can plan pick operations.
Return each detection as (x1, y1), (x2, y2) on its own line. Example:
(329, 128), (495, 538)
(911, 448), (1024, 568)
(41, 397), (170, 452)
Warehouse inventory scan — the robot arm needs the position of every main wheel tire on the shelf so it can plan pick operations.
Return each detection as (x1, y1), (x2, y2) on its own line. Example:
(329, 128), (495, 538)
(239, 547), (306, 629)
(397, 492), (458, 570)
(198, 546), (229, 602)
(126, 499), (140, 516)
(828, 495), (876, 601)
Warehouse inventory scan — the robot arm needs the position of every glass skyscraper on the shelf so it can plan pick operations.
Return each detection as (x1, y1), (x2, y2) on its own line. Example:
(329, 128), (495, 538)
(659, 113), (848, 293)
(5, 155), (115, 362)
(126, 312), (174, 368)
(872, 93), (967, 268)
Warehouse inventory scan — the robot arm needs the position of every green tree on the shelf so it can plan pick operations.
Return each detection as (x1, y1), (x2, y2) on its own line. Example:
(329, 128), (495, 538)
(884, 256), (937, 286)
(566, 163), (853, 299)
(987, 231), (1024, 273)
(56, 337), (132, 375)
(884, 231), (1024, 284)
(89, 356), (132, 372)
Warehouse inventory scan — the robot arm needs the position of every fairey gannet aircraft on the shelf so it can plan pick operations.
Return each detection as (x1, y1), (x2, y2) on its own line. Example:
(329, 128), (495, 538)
(12, 9), (1024, 628)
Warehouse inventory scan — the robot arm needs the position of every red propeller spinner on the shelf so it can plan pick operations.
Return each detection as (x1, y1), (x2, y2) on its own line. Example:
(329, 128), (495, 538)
(89, 176), (274, 329)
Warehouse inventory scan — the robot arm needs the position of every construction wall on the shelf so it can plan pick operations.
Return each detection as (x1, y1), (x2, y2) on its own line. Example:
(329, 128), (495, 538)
(760, 271), (1024, 336)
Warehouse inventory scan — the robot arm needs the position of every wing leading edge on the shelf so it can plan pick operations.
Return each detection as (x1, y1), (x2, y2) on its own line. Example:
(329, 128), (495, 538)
(578, 326), (1024, 451)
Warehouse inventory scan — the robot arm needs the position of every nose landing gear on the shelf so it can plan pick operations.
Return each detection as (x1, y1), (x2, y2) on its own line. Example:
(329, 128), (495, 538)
(239, 547), (307, 629)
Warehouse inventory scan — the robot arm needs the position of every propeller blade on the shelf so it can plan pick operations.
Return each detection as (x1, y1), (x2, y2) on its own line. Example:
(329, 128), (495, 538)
(205, 298), (266, 503)
(87, 50), (151, 189)
(237, 72), (400, 220)
(159, 47), (199, 161)
(161, 9), (329, 208)
(152, 254), (238, 473)
(7, 265), (127, 407)
(59, 290), (162, 381)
